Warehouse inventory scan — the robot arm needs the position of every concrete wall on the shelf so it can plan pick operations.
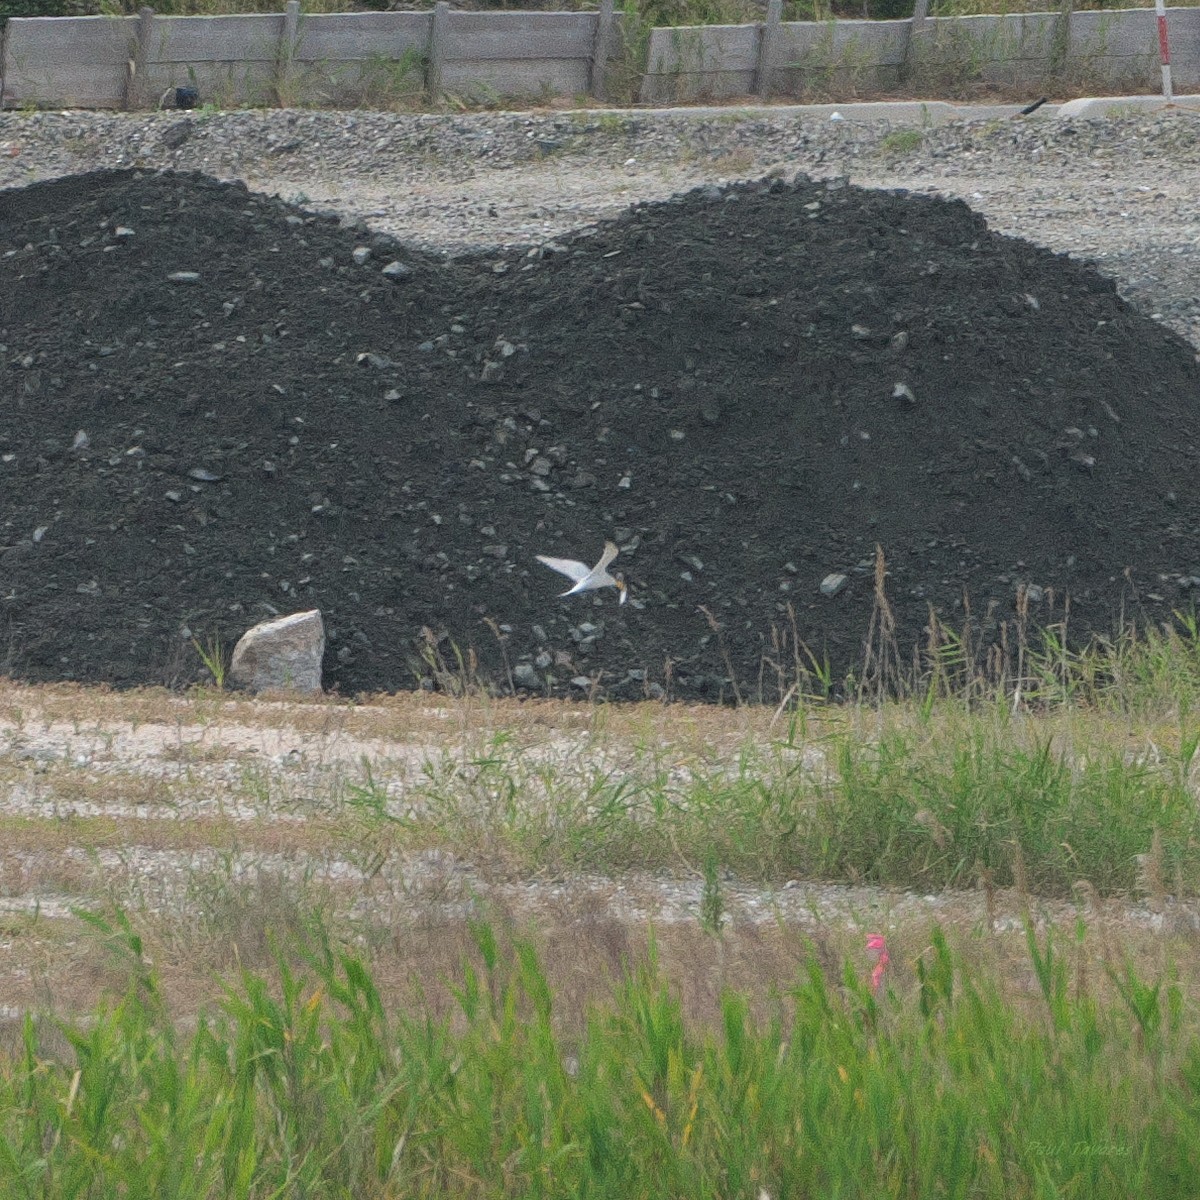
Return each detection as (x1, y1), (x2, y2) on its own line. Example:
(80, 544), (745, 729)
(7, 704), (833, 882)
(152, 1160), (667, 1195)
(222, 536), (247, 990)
(909, 10), (1171, 90)
(642, 7), (1199, 102)
(1, 3), (1196, 111)
(0, 2), (623, 108)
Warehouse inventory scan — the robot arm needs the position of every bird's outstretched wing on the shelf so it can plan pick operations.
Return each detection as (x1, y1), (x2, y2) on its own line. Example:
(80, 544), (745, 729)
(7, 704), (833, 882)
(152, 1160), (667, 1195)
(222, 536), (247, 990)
(596, 540), (620, 570)
(535, 555), (591, 583)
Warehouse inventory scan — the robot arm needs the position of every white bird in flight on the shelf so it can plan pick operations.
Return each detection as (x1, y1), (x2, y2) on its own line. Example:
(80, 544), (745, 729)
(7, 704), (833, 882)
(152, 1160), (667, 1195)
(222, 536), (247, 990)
(536, 540), (628, 605)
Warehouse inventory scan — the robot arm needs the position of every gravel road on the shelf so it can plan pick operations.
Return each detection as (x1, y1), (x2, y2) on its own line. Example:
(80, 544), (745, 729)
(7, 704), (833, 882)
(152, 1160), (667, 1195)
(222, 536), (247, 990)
(2, 105), (1199, 348)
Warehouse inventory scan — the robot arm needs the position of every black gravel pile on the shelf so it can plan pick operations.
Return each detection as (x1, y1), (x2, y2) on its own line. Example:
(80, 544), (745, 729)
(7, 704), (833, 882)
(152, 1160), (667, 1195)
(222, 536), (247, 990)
(2, 168), (1198, 699)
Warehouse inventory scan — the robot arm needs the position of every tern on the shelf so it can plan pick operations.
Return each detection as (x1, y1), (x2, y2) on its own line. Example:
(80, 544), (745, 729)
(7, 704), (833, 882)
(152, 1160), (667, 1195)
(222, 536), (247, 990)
(536, 540), (628, 605)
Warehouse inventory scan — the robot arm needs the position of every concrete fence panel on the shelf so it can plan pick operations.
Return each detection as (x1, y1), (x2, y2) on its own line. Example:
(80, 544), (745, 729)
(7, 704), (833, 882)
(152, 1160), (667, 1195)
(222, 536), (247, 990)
(1068, 8), (1199, 88)
(772, 19), (912, 96)
(144, 14), (287, 107)
(2, 14), (135, 108)
(287, 11), (430, 105)
(910, 12), (1061, 88)
(1165, 7), (1200, 85)
(642, 24), (759, 102)
(439, 10), (598, 97)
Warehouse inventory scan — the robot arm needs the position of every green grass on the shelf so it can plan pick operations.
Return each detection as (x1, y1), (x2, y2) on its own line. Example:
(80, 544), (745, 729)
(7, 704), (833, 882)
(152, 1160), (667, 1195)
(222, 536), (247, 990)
(879, 127), (925, 154)
(2, 912), (1199, 1198)
(380, 699), (1200, 899)
(190, 633), (228, 690)
(4, 620), (1200, 1197)
(4, 628), (1200, 1193)
(279, 611), (1200, 929)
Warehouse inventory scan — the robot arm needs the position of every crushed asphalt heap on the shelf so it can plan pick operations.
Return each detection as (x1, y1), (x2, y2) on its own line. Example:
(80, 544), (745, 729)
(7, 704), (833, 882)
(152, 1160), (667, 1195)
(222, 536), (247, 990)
(2, 168), (1199, 700)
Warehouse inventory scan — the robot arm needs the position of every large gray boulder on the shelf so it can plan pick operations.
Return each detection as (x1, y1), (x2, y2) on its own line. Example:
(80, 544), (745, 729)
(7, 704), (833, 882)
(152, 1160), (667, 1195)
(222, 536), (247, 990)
(229, 610), (325, 694)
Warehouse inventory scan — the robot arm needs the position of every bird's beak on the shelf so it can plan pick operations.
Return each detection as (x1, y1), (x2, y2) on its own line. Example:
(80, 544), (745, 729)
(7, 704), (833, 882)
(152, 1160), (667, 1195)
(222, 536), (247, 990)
(617, 582), (628, 605)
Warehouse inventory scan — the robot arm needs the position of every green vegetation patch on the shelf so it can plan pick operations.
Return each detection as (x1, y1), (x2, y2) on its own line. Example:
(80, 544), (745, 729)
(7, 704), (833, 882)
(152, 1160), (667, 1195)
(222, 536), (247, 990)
(395, 710), (1200, 897)
(1, 914), (1197, 1197)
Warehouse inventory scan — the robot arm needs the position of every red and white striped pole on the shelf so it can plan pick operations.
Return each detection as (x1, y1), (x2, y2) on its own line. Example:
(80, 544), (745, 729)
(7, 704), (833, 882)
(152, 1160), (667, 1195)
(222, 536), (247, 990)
(1154, 0), (1174, 104)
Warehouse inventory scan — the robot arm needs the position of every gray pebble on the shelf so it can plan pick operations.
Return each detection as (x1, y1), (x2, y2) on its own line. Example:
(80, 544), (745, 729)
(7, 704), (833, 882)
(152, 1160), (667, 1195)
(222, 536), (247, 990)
(160, 119), (192, 150)
(513, 663), (540, 689)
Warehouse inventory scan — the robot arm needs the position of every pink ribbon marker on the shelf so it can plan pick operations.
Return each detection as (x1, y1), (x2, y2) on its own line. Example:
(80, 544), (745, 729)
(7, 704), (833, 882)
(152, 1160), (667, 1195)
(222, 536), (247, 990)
(866, 933), (890, 993)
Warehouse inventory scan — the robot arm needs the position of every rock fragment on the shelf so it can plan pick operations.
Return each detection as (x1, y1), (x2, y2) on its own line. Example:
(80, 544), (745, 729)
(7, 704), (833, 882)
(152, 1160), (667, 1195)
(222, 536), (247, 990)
(161, 120), (193, 150)
(513, 662), (539, 689)
(229, 610), (325, 694)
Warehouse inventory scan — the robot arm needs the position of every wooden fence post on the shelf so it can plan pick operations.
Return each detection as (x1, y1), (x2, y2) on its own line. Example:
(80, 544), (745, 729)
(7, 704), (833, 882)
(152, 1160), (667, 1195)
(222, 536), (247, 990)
(590, 0), (615, 101)
(124, 6), (155, 112)
(276, 0), (301, 106)
(426, 1), (449, 102)
(902, 0), (930, 80)
(755, 0), (783, 99)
